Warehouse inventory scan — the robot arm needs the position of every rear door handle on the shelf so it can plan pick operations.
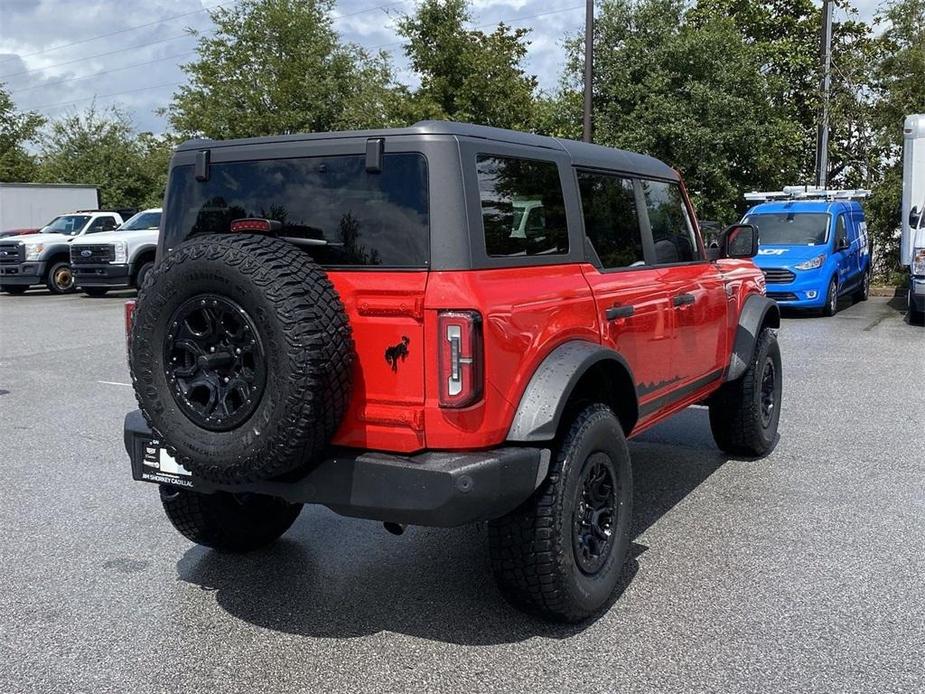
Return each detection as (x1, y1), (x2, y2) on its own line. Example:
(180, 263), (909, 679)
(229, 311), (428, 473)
(673, 293), (695, 307)
(606, 304), (635, 321)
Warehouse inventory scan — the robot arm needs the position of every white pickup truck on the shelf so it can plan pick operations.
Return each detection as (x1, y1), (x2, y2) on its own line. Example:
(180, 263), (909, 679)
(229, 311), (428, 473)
(70, 208), (162, 297)
(0, 210), (128, 294)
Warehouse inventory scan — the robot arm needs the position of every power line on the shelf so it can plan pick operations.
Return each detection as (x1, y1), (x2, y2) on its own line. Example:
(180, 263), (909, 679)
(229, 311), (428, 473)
(0, 33), (192, 81)
(9, 50), (197, 95)
(28, 80), (186, 111)
(0, 2), (231, 67)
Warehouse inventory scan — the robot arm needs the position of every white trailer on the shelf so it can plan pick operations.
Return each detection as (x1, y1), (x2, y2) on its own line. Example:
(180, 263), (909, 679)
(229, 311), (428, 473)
(0, 183), (100, 232)
(903, 114), (925, 320)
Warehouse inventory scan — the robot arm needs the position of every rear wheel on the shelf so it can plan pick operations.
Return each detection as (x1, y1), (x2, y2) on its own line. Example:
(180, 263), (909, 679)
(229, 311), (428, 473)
(46, 261), (76, 294)
(488, 404), (633, 622)
(0, 285), (27, 295)
(854, 269), (870, 302)
(159, 485), (302, 552)
(83, 287), (109, 297)
(709, 327), (782, 456)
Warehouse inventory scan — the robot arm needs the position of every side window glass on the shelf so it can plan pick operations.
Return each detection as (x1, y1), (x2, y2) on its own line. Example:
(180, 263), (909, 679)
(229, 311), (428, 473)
(836, 215), (848, 246)
(577, 171), (645, 269)
(477, 155), (569, 257)
(641, 180), (698, 264)
(87, 217), (104, 232)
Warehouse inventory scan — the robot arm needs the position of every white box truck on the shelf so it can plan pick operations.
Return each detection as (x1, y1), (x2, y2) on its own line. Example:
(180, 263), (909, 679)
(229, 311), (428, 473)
(902, 114), (925, 321)
(0, 183), (100, 235)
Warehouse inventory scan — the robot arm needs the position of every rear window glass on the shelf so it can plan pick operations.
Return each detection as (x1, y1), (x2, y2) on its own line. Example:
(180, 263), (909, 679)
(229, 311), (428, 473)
(476, 155), (569, 257)
(164, 153), (429, 267)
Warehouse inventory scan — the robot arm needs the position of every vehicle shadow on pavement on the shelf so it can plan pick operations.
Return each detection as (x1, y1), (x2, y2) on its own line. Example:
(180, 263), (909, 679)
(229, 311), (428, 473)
(175, 408), (733, 645)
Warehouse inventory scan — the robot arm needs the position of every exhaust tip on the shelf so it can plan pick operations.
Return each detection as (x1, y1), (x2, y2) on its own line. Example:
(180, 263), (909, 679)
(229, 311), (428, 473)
(383, 521), (406, 536)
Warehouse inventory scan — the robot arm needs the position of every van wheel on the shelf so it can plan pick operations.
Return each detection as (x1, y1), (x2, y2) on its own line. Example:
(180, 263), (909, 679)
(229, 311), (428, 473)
(488, 403), (633, 622)
(709, 327), (782, 456)
(83, 287), (109, 297)
(130, 234), (354, 484)
(0, 285), (27, 294)
(46, 261), (76, 293)
(822, 277), (838, 316)
(854, 269), (870, 302)
(159, 485), (302, 552)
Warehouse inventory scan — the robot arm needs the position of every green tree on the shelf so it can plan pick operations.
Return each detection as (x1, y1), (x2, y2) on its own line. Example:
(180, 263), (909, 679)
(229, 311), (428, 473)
(397, 0), (538, 129)
(0, 83), (45, 182)
(167, 0), (397, 138)
(565, 0), (805, 222)
(36, 105), (158, 208)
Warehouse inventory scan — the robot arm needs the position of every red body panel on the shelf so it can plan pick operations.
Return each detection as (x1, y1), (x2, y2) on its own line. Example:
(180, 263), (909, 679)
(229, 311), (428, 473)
(328, 258), (766, 453)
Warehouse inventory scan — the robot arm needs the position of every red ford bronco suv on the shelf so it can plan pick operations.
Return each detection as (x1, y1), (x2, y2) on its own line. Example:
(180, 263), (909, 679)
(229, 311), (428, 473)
(124, 121), (781, 622)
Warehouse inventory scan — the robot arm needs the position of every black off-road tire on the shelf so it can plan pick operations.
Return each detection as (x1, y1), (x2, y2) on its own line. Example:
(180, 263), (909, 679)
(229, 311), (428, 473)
(854, 269), (870, 302)
(709, 327), (782, 457)
(159, 485), (302, 552)
(130, 234), (354, 484)
(0, 285), (27, 294)
(83, 287), (109, 297)
(488, 404), (633, 623)
(46, 261), (76, 294)
(822, 276), (838, 316)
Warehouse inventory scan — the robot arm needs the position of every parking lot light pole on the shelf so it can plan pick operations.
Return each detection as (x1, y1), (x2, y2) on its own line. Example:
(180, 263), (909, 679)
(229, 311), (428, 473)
(583, 0), (594, 143)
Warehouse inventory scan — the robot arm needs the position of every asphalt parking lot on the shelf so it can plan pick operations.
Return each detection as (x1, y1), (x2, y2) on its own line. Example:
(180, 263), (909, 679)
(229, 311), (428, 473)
(0, 290), (922, 693)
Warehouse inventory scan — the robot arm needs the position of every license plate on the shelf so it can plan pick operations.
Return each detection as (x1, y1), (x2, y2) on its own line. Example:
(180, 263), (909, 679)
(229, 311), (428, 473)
(140, 440), (194, 487)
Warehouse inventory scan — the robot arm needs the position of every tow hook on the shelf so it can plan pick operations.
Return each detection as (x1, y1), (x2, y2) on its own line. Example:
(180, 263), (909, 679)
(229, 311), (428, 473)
(383, 522), (406, 536)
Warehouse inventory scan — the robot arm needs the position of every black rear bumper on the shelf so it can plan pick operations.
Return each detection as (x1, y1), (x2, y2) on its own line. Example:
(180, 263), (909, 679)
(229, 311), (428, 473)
(124, 410), (549, 527)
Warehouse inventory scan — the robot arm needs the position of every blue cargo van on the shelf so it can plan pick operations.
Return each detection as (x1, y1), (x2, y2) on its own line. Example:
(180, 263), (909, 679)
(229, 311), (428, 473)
(743, 195), (871, 316)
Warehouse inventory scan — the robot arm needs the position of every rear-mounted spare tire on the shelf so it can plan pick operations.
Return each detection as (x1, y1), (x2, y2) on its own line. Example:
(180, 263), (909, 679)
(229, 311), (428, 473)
(129, 233), (354, 484)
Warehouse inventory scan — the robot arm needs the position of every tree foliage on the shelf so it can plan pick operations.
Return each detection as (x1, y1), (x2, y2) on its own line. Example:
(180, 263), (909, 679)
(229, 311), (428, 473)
(167, 0), (396, 138)
(0, 83), (45, 182)
(396, 0), (538, 129)
(36, 105), (172, 208)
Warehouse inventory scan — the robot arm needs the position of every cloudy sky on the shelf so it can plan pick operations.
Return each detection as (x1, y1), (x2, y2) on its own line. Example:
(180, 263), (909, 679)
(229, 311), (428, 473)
(0, 0), (884, 135)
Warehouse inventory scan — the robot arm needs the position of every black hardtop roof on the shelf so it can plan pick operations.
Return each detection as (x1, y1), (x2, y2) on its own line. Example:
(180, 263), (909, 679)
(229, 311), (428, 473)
(176, 120), (678, 181)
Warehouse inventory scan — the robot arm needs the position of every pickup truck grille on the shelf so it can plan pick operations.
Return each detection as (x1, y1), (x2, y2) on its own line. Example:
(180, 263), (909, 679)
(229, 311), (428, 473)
(762, 268), (795, 284)
(71, 244), (115, 264)
(0, 243), (23, 264)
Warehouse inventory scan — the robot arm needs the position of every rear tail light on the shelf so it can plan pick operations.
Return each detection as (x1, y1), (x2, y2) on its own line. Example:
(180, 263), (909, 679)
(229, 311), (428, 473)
(124, 300), (136, 348)
(438, 310), (483, 408)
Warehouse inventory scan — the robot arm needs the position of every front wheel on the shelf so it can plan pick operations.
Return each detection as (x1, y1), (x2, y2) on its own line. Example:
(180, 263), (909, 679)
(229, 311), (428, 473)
(709, 327), (782, 457)
(46, 261), (76, 294)
(822, 277), (838, 316)
(159, 485), (302, 552)
(488, 403), (633, 622)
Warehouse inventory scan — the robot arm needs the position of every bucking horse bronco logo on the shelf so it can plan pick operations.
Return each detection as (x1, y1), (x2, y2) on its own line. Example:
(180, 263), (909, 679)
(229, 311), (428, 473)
(385, 336), (411, 372)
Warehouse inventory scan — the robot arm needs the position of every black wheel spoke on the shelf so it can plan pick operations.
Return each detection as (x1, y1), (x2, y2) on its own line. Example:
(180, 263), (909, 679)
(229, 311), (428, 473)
(572, 454), (619, 575)
(164, 294), (266, 431)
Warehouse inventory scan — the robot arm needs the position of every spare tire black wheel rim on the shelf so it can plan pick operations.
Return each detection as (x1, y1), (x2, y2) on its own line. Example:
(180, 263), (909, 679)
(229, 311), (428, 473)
(573, 453), (618, 575)
(164, 294), (267, 432)
(760, 358), (776, 427)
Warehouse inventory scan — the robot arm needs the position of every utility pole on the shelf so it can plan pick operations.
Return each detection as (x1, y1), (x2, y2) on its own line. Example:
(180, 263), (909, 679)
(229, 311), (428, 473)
(582, 0), (594, 143)
(815, 0), (833, 188)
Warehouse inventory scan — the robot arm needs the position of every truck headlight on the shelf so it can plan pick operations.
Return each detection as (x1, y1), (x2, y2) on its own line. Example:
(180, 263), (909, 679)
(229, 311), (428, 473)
(112, 241), (127, 264)
(913, 248), (925, 276)
(23, 242), (44, 261)
(795, 253), (826, 270)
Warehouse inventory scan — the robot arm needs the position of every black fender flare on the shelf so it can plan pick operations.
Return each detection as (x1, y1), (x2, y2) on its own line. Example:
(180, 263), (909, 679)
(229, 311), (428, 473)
(726, 294), (781, 381)
(506, 340), (638, 442)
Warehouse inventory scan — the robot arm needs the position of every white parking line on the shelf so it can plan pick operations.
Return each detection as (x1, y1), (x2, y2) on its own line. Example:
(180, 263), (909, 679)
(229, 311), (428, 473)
(98, 380), (132, 387)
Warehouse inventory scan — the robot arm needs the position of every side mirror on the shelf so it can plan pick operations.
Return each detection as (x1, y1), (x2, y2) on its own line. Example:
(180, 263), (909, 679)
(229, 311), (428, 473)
(836, 236), (850, 251)
(711, 223), (758, 260)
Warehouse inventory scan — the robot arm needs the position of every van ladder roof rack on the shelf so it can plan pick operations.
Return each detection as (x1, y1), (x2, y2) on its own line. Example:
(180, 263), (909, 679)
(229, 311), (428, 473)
(744, 186), (871, 202)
